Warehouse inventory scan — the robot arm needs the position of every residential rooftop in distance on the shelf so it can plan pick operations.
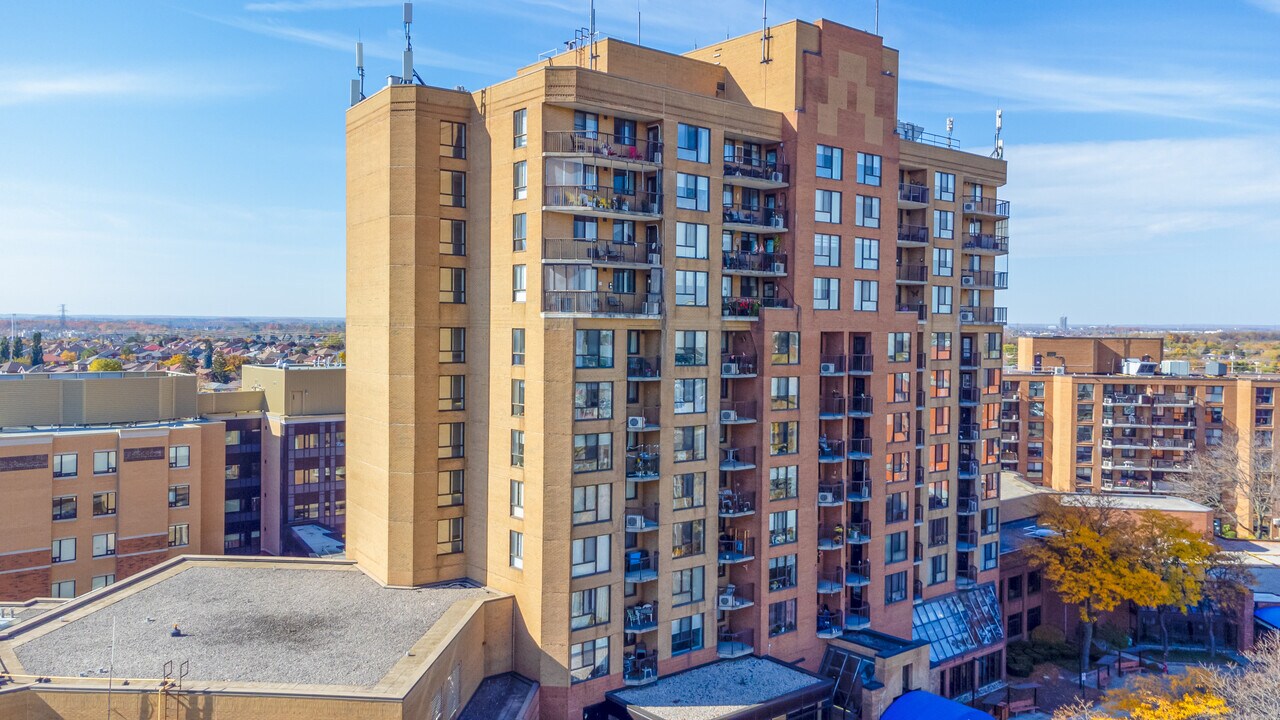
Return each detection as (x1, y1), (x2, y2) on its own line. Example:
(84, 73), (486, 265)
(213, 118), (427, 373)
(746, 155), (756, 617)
(605, 657), (832, 720)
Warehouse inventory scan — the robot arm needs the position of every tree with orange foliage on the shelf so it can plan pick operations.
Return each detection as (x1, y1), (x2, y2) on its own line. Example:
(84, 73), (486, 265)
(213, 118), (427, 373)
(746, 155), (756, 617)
(1132, 510), (1217, 657)
(59, 351), (77, 364)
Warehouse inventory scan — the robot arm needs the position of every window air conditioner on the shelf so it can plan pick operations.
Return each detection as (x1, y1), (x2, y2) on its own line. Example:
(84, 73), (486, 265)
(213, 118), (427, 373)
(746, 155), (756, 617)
(625, 514), (647, 530)
(643, 301), (661, 315)
(770, 215), (785, 228)
(720, 409), (738, 423)
(722, 362), (740, 375)
(627, 416), (647, 430)
(820, 362), (837, 374)
(817, 491), (836, 504)
(648, 253), (661, 265)
(961, 275), (976, 286)
(963, 201), (978, 213)
(959, 310), (976, 322)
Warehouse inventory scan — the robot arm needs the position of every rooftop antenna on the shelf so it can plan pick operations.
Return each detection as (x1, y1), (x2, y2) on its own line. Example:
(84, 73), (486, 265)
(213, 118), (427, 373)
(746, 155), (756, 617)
(59, 304), (67, 330)
(637, 0), (641, 44)
(992, 108), (1004, 159)
(760, 0), (772, 63)
(589, 0), (599, 70)
(350, 40), (366, 106)
(946, 117), (954, 148)
(875, 0), (880, 35)
(400, 2), (424, 85)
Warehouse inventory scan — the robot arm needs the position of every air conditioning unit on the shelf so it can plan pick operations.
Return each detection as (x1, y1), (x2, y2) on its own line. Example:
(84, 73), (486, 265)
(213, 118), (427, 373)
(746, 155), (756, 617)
(769, 262), (785, 273)
(1052, 367), (1066, 375)
(770, 171), (783, 182)
(717, 585), (737, 608)
(817, 491), (836, 504)
(770, 215), (785, 228)
(643, 301), (661, 315)
(819, 362), (837, 374)
(722, 362), (740, 375)
(625, 514), (647, 530)
(720, 409), (738, 423)
(959, 310), (976, 322)
(961, 275), (976, 286)
(627, 416), (647, 430)
(648, 253), (661, 265)
(963, 201), (978, 213)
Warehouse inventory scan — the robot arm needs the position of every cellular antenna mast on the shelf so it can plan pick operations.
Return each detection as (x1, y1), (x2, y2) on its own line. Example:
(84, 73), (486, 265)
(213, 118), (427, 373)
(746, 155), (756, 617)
(992, 108), (1004, 159)
(589, 0), (599, 70)
(760, 0), (772, 63)
(351, 39), (366, 106)
(401, 2), (425, 85)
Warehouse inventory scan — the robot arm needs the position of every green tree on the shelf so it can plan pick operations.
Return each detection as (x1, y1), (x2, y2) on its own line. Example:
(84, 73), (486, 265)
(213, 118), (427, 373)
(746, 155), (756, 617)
(202, 339), (214, 370)
(322, 333), (345, 349)
(0, 336), (9, 362)
(210, 351), (231, 383)
(12, 337), (24, 364)
(88, 358), (124, 372)
(30, 332), (42, 367)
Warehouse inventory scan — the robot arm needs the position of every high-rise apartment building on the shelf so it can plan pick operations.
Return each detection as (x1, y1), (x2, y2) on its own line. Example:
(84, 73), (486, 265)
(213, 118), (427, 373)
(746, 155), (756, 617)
(347, 18), (1010, 718)
(1002, 336), (1280, 535)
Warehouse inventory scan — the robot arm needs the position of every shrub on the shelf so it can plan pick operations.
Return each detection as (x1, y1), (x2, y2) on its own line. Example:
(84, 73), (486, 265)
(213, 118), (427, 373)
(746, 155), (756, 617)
(1095, 622), (1132, 650)
(1030, 625), (1066, 645)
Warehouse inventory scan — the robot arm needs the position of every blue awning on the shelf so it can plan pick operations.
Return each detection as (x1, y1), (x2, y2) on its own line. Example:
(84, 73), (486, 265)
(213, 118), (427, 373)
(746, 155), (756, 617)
(1255, 605), (1280, 630)
(882, 691), (996, 720)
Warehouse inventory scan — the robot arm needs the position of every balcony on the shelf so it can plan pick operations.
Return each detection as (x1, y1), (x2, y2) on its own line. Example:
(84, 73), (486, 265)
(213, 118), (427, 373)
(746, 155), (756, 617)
(957, 564), (979, 588)
(846, 520), (871, 545)
(624, 504), (660, 533)
(844, 604), (872, 631)
(624, 355), (661, 381)
(896, 264), (928, 284)
(958, 387), (981, 406)
(722, 203), (788, 233)
(1152, 459), (1193, 473)
(818, 439), (846, 464)
(1102, 437), (1149, 449)
(1001, 431), (1019, 443)
(623, 551), (659, 583)
(542, 238), (660, 267)
(1102, 458), (1150, 471)
(959, 306), (1008, 326)
(1152, 393), (1196, 407)
(914, 541), (924, 565)
(625, 450), (660, 482)
(818, 524), (845, 551)
(847, 395), (873, 418)
(1104, 393), (1151, 407)
(961, 271), (1008, 290)
(718, 489), (756, 518)
(719, 400), (757, 425)
(622, 654), (659, 686)
(898, 182), (930, 209)
(544, 290), (662, 317)
(914, 579), (924, 604)
(817, 609), (844, 639)
(624, 601), (659, 633)
(720, 354), (758, 378)
(915, 467), (925, 488)
(898, 224), (929, 246)
(722, 296), (791, 320)
(1001, 410), (1021, 423)
(625, 405), (661, 432)
(817, 570), (844, 595)
(957, 496), (979, 515)
(544, 185), (662, 220)
(1000, 451), (1019, 464)
(960, 351), (982, 369)
(1151, 416), (1196, 429)
(720, 446), (757, 472)
(1151, 437), (1195, 450)
(819, 354), (846, 375)
(963, 233), (1009, 255)
(847, 479), (871, 502)
(717, 627), (755, 659)
(958, 460), (979, 480)
(1103, 416), (1150, 429)
(818, 483), (845, 507)
(961, 196), (1010, 219)
(958, 423), (980, 442)
(819, 396), (847, 419)
(722, 251), (787, 277)
(845, 561), (871, 587)
(723, 155), (789, 189)
(717, 583), (755, 611)
(927, 495), (949, 511)
(543, 130), (663, 167)
(1002, 391), (1020, 403)
(848, 354), (874, 375)
(846, 437), (872, 460)
(718, 536), (756, 564)
(897, 303), (927, 321)
(957, 530), (978, 551)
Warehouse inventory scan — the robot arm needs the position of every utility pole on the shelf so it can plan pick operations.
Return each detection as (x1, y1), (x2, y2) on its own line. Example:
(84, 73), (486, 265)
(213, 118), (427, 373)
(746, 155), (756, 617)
(59, 304), (67, 331)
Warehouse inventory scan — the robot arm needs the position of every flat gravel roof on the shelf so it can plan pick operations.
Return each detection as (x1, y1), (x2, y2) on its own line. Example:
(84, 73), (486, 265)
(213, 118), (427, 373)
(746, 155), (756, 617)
(13, 564), (490, 687)
(609, 657), (826, 720)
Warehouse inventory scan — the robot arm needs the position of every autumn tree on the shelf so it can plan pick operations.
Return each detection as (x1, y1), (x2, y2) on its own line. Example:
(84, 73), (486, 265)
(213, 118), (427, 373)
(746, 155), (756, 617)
(59, 350), (77, 364)
(1024, 495), (1165, 673)
(1171, 430), (1280, 537)
(88, 358), (123, 372)
(1132, 511), (1217, 656)
(223, 354), (248, 373)
(322, 333), (345, 349)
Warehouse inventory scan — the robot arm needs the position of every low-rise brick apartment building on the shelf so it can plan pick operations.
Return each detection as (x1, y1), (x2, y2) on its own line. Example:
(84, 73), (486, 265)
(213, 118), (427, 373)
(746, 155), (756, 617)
(1001, 336), (1280, 535)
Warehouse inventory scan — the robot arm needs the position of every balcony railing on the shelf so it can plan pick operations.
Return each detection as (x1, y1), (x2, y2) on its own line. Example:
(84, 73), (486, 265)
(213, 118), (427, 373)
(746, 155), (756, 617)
(818, 570), (844, 595)
(626, 355), (662, 380)
(1151, 437), (1196, 450)
(718, 582), (755, 610)
(719, 399), (757, 424)
(963, 233), (1009, 253)
(848, 354), (874, 374)
(818, 483), (845, 506)
(545, 185), (662, 216)
(957, 564), (979, 587)
(847, 394), (873, 417)
(723, 155), (788, 184)
(817, 609), (844, 638)
(622, 654), (659, 686)
(897, 264), (928, 283)
(914, 541), (924, 564)
(846, 520), (871, 544)
(544, 130), (663, 164)
(845, 561), (871, 587)
(1152, 393), (1196, 407)
(718, 536), (756, 564)
(897, 303), (927, 320)
(899, 182), (929, 205)
(722, 296), (791, 319)
(847, 479), (871, 501)
(957, 496), (979, 515)
(897, 121), (959, 149)
(962, 196), (1010, 218)
(818, 438), (845, 463)
(898, 224), (928, 245)
(625, 451), (660, 481)
(717, 627), (754, 659)
(720, 446), (757, 471)
(1103, 437), (1149, 449)
(718, 489), (756, 517)
(818, 524), (845, 550)
(544, 291), (662, 316)
(958, 388), (981, 406)
(720, 354), (758, 377)
(542, 238), (660, 265)
(625, 405), (661, 431)
(957, 530), (978, 550)
(818, 396), (846, 418)
(722, 251), (787, 275)
(962, 271), (1008, 289)
(623, 551), (659, 583)
(819, 354), (846, 375)
(959, 306), (1007, 325)
(1002, 391), (1020, 402)
(846, 437), (872, 458)
(1001, 410), (1021, 422)
(722, 203), (788, 230)
(625, 504), (660, 532)
(1152, 459), (1193, 473)
(1151, 416), (1196, 428)
(624, 601), (659, 633)
(914, 579), (925, 603)
(844, 604), (871, 630)
(960, 351), (982, 368)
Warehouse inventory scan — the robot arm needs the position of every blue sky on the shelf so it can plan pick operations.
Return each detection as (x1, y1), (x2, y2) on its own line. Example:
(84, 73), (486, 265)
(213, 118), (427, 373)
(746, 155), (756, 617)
(1, 1), (1278, 323)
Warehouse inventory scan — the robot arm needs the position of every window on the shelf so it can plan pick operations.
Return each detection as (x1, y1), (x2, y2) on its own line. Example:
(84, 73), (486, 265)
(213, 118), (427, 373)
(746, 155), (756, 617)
(512, 108), (527, 147)
(769, 554), (797, 591)
(677, 123), (710, 162)
(890, 372), (910, 403)
(932, 248), (953, 277)
(440, 120), (465, 158)
(512, 161), (527, 200)
(815, 189), (842, 223)
(52, 495), (77, 521)
(572, 433), (612, 473)
(570, 586), (610, 629)
(886, 531), (908, 564)
(436, 518), (463, 555)
(672, 566), (705, 606)
(438, 422), (465, 459)
(932, 370), (952, 399)
(885, 571), (908, 604)
(982, 507), (999, 535)
(930, 554), (949, 585)
(770, 377), (799, 410)
(569, 637), (609, 683)
(769, 509), (798, 545)
(52, 537), (76, 564)
(93, 491), (116, 517)
(512, 212), (527, 251)
(889, 333), (911, 362)
(439, 375), (466, 411)
(573, 382), (613, 420)
(930, 442), (950, 471)
(855, 195), (880, 228)
(439, 218), (465, 256)
(673, 425), (706, 462)
(51, 580), (75, 599)
(439, 328), (465, 363)
(676, 173), (709, 210)
(673, 472), (705, 510)
(440, 267), (466, 303)
(1008, 613), (1023, 638)
(675, 270), (708, 306)
(438, 470), (465, 507)
(440, 170), (465, 207)
(933, 210), (954, 239)
(768, 599), (797, 636)
(982, 541), (999, 571)
(508, 531), (524, 569)
(512, 328), (526, 365)
(675, 331), (707, 366)
(672, 519), (705, 556)
(53, 453), (77, 478)
(935, 172), (955, 202)
(505, 263), (526, 302)
(575, 330), (613, 368)
(93, 450), (117, 475)
(854, 279), (878, 311)
(770, 465), (798, 500)
(816, 144), (843, 179)
(1027, 607), (1042, 633)
(168, 485), (190, 508)
(814, 277), (840, 310)
(886, 491), (908, 523)
(770, 421), (798, 455)
(673, 379), (707, 414)
(772, 332), (799, 364)
(92, 575), (115, 591)
(671, 614), (705, 655)
(854, 237), (879, 270)
(93, 532), (117, 558)
(814, 234), (840, 267)
(1259, 387), (1275, 405)
(168, 523), (190, 548)
(931, 332), (953, 360)
(676, 222), (709, 259)
(932, 285), (952, 314)
(572, 484), (612, 525)
(856, 152), (881, 186)
(929, 517), (949, 547)
(928, 480), (950, 508)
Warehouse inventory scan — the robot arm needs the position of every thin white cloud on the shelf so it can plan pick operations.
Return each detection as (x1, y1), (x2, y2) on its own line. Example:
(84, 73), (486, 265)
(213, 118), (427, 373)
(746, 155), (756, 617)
(1247, 0), (1280, 15)
(245, 0), (402, 11)
(0, 71), (259, 107)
